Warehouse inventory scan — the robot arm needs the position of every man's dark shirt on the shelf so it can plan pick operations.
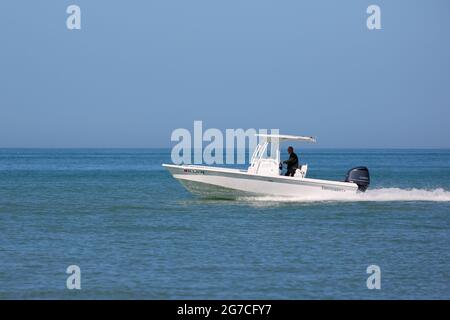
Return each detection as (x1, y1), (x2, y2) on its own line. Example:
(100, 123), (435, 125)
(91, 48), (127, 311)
(283, 152), (299, 173)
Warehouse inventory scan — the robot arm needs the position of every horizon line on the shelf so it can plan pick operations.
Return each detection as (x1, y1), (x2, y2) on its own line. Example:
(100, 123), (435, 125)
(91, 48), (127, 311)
(0, 147), (449, 150)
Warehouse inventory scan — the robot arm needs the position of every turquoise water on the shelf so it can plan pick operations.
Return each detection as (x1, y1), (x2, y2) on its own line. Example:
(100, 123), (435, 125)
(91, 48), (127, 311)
(0, 149), (449, 299)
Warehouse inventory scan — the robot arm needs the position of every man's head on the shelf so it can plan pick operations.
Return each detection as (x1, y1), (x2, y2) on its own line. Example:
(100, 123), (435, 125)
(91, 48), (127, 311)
(287, 146), (294, 154)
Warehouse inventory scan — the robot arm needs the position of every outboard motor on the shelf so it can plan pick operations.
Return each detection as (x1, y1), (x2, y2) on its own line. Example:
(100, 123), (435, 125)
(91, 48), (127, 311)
(345, 167), (370, 192)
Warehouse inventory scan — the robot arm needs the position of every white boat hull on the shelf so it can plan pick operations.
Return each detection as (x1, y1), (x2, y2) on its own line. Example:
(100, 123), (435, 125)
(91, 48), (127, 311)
(163, 164), (359, 198)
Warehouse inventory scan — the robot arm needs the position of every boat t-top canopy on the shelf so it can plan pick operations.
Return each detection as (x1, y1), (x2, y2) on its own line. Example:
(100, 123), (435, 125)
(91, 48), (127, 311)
(255, 133), (316, 143)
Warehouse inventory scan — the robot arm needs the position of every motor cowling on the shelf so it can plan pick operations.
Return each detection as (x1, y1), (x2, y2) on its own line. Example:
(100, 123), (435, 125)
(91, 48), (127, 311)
(345, 167), (370, 192)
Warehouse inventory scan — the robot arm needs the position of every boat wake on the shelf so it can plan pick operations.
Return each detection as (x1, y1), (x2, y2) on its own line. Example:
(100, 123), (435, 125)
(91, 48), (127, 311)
(239, 188), (450, 203)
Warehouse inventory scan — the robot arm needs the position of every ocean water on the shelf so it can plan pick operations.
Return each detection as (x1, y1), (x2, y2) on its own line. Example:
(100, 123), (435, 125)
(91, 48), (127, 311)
(0, 148), (449, 299)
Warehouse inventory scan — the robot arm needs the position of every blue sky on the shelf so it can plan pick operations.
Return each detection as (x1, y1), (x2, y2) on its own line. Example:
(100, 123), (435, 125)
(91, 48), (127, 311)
(0, 1), (449, 148)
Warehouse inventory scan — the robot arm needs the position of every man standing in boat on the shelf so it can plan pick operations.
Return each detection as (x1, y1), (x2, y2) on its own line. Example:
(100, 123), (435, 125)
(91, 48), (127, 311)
(283, 146), (299, 177)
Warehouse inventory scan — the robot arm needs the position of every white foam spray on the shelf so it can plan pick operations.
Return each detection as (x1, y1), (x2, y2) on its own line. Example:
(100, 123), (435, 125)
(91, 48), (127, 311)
(239, 188), (450, 203)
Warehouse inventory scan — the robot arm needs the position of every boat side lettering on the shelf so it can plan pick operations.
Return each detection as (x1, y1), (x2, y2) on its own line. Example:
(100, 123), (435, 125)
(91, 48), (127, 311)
(184, 169), (206, 174)
(321, 186), (347, 192)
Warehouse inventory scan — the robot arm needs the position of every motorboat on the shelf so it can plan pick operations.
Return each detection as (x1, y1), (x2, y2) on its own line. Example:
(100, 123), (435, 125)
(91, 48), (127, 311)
(162, 134), (370, 198)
